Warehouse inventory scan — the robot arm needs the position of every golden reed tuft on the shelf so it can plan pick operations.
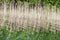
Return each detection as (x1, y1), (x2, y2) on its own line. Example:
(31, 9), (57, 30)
(0, 2), (60, 31)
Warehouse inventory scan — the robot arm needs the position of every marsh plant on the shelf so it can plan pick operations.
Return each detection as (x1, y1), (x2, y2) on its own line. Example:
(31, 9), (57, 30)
(0, 25), (60, 40)
(0, 0), (60, 40)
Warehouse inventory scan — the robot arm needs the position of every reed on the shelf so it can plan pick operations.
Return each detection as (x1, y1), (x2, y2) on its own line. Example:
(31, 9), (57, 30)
(0, 0), (60, 40)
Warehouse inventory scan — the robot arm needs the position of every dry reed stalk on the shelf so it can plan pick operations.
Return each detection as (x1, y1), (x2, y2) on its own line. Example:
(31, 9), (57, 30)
(0, 2), (60, 31)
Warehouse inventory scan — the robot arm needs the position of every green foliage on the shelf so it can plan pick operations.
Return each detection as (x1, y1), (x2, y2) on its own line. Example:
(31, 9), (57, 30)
(0, 25), (60, 40)
(0, 0), (60, 8)
(0, 0), (2, 5)
(28, 0), (40, 4)
(6, 0), (12, 4)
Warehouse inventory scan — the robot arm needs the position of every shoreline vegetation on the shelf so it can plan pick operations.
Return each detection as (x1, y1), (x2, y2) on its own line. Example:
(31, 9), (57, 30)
(0, 0), (60, 9)
(0, 0), (60, 40)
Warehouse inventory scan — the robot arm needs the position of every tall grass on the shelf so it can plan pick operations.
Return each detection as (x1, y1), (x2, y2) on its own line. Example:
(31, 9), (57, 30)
(0, 0), (60, 8)
(0, 0), (60, 40)
(0, 25), (60, 40)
